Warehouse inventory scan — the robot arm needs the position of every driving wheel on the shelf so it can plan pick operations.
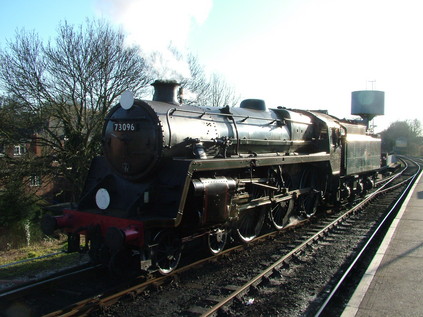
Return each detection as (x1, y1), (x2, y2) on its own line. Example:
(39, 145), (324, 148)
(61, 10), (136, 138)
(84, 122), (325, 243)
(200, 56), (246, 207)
(207, 228), (228, 254)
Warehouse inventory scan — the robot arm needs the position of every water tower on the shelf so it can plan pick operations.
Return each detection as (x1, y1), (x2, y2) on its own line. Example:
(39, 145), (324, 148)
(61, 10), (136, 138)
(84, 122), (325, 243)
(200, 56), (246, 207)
(351, 90), (385, 130)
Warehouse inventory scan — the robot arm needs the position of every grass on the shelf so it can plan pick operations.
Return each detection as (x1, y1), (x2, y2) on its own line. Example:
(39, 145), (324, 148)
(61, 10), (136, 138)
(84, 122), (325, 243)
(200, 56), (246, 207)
(0, 251), (87, 280)
(0, 234), (90, 281)
(0, 235), (68, 266)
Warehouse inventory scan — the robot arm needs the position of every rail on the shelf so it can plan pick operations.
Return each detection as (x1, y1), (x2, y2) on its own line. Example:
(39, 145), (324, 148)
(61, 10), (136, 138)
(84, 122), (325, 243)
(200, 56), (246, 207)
(314, 157), (422, 316)
(35, 164), (409, 316)
(200, 159), (415, 316)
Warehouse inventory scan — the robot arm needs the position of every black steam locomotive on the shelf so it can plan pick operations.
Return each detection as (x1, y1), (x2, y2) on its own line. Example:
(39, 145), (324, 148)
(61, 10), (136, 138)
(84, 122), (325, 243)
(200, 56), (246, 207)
(42, 80), (384, 274)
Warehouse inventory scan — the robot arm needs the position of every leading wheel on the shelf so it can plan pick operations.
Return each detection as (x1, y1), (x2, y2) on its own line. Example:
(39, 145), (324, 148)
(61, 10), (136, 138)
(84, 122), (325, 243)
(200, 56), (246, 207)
(207, 228), (228, 254)
(152, 230), (182, 275)
(108, 248), (140, 276)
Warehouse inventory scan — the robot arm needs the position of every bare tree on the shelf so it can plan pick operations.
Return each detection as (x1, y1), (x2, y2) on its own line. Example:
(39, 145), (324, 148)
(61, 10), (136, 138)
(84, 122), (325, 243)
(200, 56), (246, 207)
(408, 119), (422, 137)
(146, 47), (239, 107)
(179, 53), (210, 105)
(206, 73), (239, 107)
(179, 53), (239, 107)
(0, 19), (152, 200)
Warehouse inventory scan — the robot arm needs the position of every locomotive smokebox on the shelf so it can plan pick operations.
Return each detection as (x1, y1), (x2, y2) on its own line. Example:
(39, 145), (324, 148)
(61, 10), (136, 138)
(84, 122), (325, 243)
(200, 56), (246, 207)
(152, 79), (181, 105)
(351, 90), (385, 124)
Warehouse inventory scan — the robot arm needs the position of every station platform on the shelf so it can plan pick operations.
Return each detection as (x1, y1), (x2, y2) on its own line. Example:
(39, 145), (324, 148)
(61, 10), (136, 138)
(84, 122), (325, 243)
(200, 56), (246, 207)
(342, 171), (423, 316)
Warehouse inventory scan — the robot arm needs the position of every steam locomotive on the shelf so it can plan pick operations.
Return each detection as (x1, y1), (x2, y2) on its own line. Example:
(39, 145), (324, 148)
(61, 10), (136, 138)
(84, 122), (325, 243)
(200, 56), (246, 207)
(42, 80), (384, 274)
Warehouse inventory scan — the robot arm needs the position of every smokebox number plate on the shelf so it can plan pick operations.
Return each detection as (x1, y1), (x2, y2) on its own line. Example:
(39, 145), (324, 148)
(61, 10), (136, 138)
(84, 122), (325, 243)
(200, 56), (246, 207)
(113, 122), (139, 132)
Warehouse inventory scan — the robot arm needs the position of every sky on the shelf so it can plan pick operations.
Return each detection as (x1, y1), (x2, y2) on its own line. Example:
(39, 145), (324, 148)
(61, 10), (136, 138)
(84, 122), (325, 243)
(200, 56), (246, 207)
(1, 0), (422, 133)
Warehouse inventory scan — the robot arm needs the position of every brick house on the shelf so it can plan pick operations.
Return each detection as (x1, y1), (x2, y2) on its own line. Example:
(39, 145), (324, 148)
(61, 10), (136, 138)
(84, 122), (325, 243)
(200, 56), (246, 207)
(0, 134), (68, 203)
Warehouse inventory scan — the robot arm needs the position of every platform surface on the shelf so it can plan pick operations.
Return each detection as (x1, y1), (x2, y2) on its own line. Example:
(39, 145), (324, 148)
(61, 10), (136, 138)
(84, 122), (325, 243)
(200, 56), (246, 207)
(342, 171), (423, 316)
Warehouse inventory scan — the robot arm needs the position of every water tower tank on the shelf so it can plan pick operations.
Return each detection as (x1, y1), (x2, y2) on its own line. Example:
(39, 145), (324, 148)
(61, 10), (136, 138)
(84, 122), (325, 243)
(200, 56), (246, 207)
(351, 90), (385, 120)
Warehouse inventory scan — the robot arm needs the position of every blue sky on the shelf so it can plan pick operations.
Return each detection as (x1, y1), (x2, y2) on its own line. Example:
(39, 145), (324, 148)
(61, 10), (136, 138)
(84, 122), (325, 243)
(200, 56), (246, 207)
(0, 0), (94, 42)
(1, 0), (423, 132)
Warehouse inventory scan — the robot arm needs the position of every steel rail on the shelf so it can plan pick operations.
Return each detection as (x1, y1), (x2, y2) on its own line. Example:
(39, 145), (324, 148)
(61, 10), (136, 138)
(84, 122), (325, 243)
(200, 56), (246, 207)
(43, 220), (310, 317)
(313, 158), (422, 317)
(0, 264), (100, 299)
(38, 163), (407, 317)
(200, 161), (411, 317)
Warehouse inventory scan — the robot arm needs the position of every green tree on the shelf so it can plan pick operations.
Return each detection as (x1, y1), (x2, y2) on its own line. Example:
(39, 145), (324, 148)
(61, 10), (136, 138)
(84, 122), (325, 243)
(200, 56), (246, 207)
(0, 19), (153, 201)
(0, 154), (46, 248)
(0, 175), (43, 227)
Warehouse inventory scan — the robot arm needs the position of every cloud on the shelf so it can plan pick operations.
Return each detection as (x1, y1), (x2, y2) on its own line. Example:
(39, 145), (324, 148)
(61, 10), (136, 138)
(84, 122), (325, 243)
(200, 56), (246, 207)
(95, 0), (212, 51)
(95, 0), (212, 83)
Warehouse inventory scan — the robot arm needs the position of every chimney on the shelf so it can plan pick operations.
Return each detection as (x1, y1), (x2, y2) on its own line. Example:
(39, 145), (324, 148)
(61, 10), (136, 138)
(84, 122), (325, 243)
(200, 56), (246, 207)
(152, 80), (181, 105)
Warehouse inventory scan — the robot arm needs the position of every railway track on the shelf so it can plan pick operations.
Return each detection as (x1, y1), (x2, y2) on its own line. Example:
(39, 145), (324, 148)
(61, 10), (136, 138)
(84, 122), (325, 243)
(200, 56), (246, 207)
(1, 158), (418, 316)
(1, 221), (308, 315)
(196, 158), (421, 317)
(313, 156), (422, 316)
(0, 264), (104, 316)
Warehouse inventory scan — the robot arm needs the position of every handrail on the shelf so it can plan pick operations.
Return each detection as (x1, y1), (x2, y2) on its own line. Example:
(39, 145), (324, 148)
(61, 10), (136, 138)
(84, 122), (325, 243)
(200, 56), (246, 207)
(165, 108), (175, 147)
(167, 107), (312, 125)
(164, 106), (312, 149)
(228, 115), (240, 155)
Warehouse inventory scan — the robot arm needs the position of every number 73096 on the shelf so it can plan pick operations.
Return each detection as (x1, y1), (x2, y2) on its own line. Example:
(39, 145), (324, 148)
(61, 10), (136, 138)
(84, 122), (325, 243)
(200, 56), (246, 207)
(113, 122), (138, 132)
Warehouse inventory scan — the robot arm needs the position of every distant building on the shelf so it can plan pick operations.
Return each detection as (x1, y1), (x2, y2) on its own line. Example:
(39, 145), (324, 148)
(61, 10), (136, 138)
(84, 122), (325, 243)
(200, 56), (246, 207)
(395, 137), (408, 148)
(0, 134), (68, 203)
